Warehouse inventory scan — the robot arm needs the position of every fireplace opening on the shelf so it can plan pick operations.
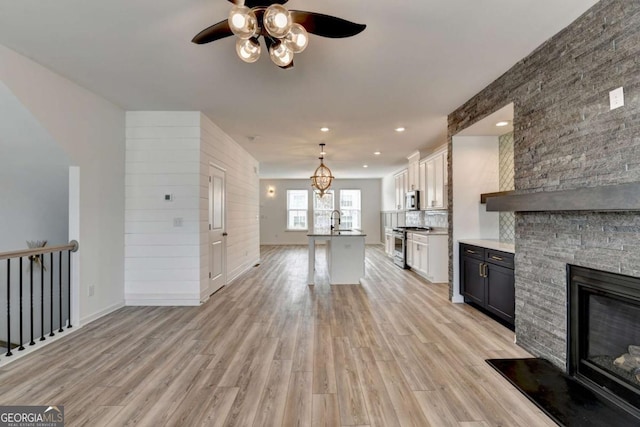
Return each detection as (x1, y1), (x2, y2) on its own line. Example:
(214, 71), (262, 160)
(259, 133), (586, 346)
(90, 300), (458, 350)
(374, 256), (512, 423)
(568, 265), (640, 418)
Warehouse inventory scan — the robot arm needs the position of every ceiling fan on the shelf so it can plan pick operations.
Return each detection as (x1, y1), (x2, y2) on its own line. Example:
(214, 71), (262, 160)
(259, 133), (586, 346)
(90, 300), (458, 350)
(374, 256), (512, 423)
(192, 0), (366, 69)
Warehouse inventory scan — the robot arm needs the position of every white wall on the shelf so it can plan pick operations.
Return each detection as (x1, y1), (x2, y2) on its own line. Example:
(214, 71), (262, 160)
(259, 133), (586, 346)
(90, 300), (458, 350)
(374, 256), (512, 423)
(124, 112), (202, 305)
(451, 135), (500, 301)
(200, 113), (260, 295)
(0, 43), (125, 325)
(124, 112), (260, 305)
(0, 81), (69, 252)
(260, 179), (381, 245)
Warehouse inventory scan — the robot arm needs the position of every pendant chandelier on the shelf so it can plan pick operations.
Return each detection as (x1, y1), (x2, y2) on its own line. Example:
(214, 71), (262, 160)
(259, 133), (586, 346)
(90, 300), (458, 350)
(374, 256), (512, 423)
(310, 143), (334, 197)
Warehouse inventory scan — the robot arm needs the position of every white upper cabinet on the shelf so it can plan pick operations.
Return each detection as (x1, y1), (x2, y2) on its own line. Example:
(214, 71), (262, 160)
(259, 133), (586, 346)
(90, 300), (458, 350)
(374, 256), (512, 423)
(394, 169), (408, 210)
(421, 147), (447, 210)
(407, 151), (420, 192)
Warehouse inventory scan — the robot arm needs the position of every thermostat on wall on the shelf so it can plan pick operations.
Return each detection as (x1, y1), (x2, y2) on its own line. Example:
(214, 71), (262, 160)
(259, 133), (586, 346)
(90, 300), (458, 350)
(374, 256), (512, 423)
(164, 194), (173, 201)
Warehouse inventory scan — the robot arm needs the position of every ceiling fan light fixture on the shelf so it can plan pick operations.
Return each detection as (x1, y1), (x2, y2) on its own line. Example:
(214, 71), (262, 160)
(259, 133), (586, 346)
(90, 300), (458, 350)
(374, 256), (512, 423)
(264, 4), (293, 38)
(228, 5), (257, 39)
(285, 23), (309, 53)
(269, 41), (294, 67)
(236, 37), (261, 63)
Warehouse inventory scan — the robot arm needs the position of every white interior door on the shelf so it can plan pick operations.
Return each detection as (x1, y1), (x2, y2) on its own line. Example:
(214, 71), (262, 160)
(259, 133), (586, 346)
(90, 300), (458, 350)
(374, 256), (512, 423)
(208, 164), (226, 295)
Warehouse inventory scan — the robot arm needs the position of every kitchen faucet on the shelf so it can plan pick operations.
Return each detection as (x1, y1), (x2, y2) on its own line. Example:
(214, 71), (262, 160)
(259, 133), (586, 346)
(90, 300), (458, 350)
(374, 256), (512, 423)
(330, 210), (341, 231)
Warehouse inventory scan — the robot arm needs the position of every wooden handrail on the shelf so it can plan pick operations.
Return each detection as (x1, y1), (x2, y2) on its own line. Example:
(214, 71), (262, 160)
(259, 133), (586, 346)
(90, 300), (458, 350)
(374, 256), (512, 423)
(0, 240), (79, 261)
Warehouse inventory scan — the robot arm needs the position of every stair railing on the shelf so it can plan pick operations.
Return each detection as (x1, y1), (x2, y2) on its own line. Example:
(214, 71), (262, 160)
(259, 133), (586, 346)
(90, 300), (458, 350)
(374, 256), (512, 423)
(0, 240), (78, 357)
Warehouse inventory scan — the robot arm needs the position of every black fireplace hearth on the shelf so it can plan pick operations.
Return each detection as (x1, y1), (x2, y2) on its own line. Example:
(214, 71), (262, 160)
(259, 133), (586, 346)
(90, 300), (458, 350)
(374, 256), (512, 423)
(567, 265), (640, 419)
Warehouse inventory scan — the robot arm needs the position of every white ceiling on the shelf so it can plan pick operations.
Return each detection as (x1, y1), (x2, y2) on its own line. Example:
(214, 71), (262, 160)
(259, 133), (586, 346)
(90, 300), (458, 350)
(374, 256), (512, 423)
(0, 0), (598, 179)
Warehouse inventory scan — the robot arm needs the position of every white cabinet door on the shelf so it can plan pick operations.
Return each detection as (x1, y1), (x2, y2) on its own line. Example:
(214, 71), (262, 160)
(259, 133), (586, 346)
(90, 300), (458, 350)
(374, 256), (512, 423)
(394, 170), (408, 210)
(419, 160), (427, 208)
(385, 233), (393, 256)
(427, 235), (448, 282)
(416, 241), (428, 275)
(406, 234), (413, 266)
(426, 150), (446, 209)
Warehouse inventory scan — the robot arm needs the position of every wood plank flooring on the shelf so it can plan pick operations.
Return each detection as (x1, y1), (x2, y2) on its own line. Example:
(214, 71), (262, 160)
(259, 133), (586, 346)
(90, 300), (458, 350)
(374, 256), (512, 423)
(0, 245), (555, 426)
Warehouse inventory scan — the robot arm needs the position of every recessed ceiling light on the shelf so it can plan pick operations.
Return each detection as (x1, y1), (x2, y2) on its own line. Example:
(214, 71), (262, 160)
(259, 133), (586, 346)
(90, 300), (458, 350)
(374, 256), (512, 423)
(320, 127), (330, 132)
(374, 151), (381, 155)
(395, 127), (405, 132)
(363, 164), (368, 168)
(496, 121), (509, 127)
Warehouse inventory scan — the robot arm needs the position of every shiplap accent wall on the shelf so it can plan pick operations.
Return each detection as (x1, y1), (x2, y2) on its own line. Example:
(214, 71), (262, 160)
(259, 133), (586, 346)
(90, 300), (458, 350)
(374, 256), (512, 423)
(125, 112), (259, 306)
(199, 114), (260, 297)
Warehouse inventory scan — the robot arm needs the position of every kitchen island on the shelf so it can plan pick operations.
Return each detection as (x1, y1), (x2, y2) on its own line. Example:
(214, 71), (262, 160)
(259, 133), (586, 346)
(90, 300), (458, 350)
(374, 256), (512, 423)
(307, 228), (366, 285)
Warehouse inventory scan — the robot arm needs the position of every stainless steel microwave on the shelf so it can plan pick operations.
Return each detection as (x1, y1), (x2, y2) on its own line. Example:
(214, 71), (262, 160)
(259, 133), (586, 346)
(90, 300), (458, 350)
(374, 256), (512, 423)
(405, 190), (420, 210)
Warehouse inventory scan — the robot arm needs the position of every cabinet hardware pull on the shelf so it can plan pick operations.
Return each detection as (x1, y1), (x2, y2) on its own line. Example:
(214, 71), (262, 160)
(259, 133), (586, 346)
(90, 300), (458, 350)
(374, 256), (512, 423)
(466, 250), (475, 254)
(483, 263), (488, 277)
(490, 255), (503, 261)
(478, 263), (483, 277)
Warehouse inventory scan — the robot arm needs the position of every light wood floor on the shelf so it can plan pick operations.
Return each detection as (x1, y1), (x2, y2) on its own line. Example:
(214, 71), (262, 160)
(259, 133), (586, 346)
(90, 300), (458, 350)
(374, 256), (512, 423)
(0, 245), (555, 427)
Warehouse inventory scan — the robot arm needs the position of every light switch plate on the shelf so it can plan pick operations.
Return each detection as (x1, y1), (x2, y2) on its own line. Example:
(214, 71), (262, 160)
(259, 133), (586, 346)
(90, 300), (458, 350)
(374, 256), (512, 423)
(609, 86), (624, 110)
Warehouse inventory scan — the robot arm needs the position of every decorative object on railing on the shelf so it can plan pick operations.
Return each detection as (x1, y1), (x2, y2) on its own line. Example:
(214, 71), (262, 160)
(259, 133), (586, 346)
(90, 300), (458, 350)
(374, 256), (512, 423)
(26, 240), (47, 271)
(1, 241), (78, 358)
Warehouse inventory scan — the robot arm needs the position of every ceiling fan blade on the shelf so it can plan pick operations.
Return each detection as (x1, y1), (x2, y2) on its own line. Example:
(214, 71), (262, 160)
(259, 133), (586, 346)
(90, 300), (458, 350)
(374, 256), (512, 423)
(290, 11), (366, 38)
(192, 20), (233, 44)
(227, 0), (289, 7)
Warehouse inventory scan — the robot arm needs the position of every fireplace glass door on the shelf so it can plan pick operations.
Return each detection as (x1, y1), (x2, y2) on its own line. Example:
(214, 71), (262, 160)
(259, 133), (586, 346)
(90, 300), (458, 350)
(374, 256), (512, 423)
(568, 265), (640, 413)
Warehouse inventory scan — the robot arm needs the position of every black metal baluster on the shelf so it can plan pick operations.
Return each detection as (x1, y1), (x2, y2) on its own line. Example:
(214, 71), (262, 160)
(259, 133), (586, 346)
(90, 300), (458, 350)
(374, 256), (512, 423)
(6, 259), (12, 357)
(40, 255), (45, 341)
(67, 249), (72, 328)
(58, 252), (63, 333)
(49, 253), (54, 337)
(29, 257), (35, 346)
(18, 257), (24, 351)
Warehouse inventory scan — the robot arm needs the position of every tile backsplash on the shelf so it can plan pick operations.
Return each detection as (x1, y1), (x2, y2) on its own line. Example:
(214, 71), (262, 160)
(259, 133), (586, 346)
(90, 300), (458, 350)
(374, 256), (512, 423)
(405, 210), (449, 229)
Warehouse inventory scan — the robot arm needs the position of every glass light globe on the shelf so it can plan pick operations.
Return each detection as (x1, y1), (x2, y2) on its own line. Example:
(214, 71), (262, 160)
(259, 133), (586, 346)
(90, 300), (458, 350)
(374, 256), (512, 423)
(228, 5), (257, 39)
(284, 23), (309, 53)
(263, 4), (292, 38)
(269, 41), (294, 67)
(236, 38), (261, 63)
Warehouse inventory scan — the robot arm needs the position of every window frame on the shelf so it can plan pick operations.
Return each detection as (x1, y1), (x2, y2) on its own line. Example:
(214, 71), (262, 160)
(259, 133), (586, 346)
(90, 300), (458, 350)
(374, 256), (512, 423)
(286, 189), (309, 231)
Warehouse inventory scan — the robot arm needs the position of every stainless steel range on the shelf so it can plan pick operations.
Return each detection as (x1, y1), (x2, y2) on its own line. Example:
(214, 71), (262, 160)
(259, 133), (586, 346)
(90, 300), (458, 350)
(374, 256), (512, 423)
(392, 226), (432, 269)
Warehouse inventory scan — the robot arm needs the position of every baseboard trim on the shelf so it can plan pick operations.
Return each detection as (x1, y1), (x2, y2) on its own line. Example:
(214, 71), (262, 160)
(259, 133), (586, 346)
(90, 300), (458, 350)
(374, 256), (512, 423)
(227, 256), (261, 285)
(125, 293), (201, 306)
(451, 294), (465, 304)
(80, 301), (125, 326)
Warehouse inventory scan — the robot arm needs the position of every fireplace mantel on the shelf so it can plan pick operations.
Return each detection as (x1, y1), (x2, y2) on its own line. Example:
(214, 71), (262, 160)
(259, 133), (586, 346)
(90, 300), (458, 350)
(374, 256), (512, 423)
(485, 182), (640, 212)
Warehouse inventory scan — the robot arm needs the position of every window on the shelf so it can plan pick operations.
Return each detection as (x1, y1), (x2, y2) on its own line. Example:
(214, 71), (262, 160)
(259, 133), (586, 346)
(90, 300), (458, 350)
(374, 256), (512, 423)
(287, 190), (308, 230)
(313, 190), (334, 229)
(340, 189), (361, 230)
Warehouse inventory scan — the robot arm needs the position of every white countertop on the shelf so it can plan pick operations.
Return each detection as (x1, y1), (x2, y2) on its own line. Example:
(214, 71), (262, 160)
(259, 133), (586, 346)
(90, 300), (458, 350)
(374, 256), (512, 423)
(307, 228), (367, 237)
(458, 239), (515, 254)
(407, 230), (448, 236)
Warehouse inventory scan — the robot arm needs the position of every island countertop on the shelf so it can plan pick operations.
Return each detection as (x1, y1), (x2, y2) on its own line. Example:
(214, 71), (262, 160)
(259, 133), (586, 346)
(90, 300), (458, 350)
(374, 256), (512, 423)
(307, 228), (367, 237)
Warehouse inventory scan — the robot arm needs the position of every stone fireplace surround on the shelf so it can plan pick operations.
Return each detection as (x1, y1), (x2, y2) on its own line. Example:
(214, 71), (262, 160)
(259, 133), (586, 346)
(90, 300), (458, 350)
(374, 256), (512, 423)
(447, 0), (640, 372)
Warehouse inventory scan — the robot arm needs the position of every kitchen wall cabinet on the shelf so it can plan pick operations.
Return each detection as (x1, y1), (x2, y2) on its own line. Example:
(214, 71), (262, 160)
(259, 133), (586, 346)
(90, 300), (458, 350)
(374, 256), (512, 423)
(407, 151), (420, 192)
(406, 233), (448, 283)
(418, 147), (447, 210)
(394, 169), (408, 210)
(459, 242), (514, 327)
(425, 149), (446, 209)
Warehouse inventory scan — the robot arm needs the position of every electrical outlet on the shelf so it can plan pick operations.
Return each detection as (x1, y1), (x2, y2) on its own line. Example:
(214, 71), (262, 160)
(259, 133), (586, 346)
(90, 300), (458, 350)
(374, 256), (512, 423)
(173, 217), (183, 227)
(88, 285), (95, 297)
(609, 86), (624, 110)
